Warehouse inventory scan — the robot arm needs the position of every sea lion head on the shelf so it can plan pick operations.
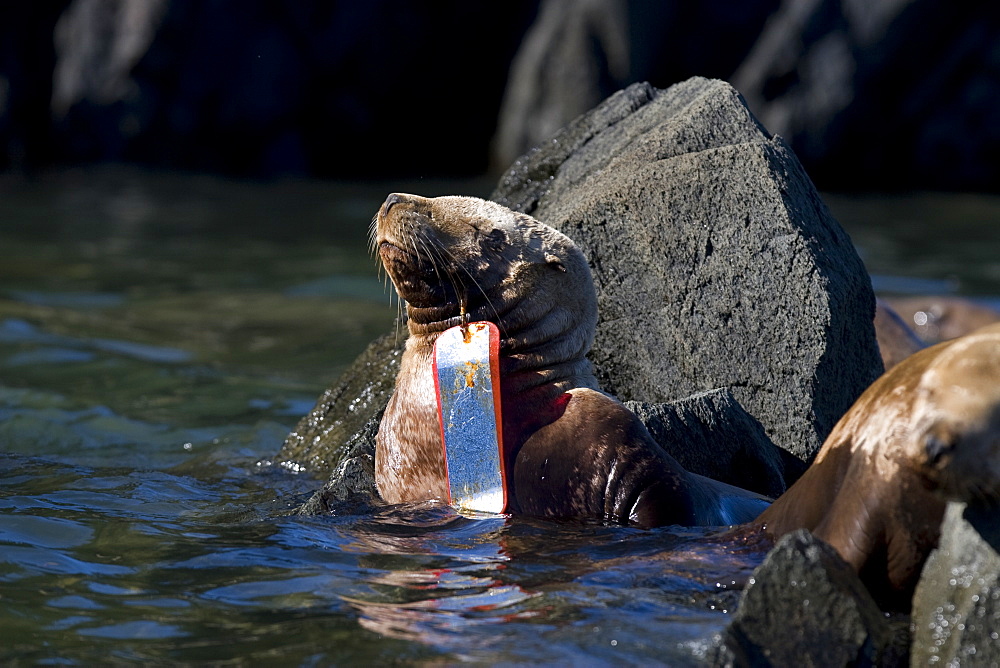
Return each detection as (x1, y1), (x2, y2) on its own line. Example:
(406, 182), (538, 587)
(373, 193), (596, 363)
(909, 324), (1000, 503)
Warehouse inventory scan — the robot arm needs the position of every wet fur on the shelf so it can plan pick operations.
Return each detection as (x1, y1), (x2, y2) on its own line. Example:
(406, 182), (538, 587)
(752, 322), (1000, 603)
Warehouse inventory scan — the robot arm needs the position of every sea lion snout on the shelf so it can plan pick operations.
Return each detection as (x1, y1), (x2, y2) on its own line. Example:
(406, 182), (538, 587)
(381, 192), (404, 216)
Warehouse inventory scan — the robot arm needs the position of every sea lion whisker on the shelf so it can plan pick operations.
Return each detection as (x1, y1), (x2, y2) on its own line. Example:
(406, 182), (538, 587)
(428, 239), (507, 335)
(368, 215), (379, 254)
(405, 227), (422, 266)
(415, 235), (448, 290)
(416, 231), (472, 316)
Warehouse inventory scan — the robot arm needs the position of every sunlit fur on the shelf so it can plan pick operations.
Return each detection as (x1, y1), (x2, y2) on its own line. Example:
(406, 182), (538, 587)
(906, 327), (1000, 503)
(752, 322), (1000, 604)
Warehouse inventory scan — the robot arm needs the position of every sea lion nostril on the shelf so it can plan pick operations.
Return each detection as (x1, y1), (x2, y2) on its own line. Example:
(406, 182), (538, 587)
(383, 193), (404, 215)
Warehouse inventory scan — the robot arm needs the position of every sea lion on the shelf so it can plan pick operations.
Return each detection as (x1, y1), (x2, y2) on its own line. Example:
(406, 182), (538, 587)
(373, 192), (769, 527)
(873, 298), (925, 369)
(885, 295), (1000, 344)
(749, 322), (1000, 605)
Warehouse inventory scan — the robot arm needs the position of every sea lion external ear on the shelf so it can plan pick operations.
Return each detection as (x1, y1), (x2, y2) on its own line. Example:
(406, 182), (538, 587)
(545, 253), (566, 272)
(486, 229), (507, 252)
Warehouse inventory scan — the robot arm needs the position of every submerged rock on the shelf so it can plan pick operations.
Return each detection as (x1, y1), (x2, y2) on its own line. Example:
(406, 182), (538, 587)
(712, 530), (907, 666)
(626, 389), (791, 498)
(910, 502), (1000, 666)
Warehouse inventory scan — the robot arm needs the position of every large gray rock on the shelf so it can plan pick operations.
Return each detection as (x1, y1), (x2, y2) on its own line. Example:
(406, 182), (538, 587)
(492, 77), (883, 466)
(288, 77), (881, 503)
(626, 389), (791, 498)
(911, 502), (1000, 666)
(713, 530), (906, 666)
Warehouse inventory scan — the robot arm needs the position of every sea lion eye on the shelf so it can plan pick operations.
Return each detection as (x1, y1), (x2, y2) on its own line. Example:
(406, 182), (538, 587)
(924, 433), (955, 467)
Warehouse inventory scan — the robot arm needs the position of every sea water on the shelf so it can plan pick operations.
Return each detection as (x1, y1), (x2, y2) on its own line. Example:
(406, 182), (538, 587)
(1, 167), (997, 664)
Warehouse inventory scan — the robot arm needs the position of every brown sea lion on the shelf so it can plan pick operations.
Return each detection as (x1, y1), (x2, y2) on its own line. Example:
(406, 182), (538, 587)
(373, 193), (770, 527)
(873, 298), (926, 369)
(886, 295), (1000, 344)
(750, 322), (1000, 605)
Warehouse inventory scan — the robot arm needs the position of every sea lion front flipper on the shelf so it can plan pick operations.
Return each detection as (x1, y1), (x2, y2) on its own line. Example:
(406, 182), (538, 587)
(686, 473), (773, 526)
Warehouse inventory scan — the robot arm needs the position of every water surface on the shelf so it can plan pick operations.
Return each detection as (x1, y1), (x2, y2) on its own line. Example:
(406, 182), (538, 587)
(1, 169), (998, 664)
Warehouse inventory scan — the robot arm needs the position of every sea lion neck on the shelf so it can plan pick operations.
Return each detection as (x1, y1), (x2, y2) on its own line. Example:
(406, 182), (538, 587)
(403, 287), (598, 392)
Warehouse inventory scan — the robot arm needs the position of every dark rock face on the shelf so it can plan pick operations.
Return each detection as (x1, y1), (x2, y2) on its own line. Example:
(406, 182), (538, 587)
(491, 0), (630, 171)
(911, 502), (1000, 666)
(731, 0), (1000, 191)
(297, 450), (379, 516)
(626, 390), (791, 499)
(493, 78), (883, 466)
(494, 0), (1000, 192)
(7, 1), (997, 189)
(492, 0), (781, 170)
(33, 0), (537, 177)
(714, 530), (906, 666)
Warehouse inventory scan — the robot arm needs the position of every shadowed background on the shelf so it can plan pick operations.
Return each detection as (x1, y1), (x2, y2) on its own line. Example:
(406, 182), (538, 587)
(2, 0), (998, 190)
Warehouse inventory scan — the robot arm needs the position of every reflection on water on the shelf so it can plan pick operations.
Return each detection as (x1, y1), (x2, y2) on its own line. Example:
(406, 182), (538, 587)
(0, 168), (998, 663)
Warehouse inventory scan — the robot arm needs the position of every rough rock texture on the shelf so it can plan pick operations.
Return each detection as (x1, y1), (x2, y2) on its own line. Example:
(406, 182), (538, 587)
(492, 77), (883, 465)
(626, 389), (791, 498)
(713, 530), (906, 666)
(494, 0), (1000, 192)
(277, 332), (403, 476)
(492, 0), (782, 170)
(297, 451), (379, 515)
(731, 0), (1000, 191)
(911, 502), (1000, 666)
(491, 0), (629, 171)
